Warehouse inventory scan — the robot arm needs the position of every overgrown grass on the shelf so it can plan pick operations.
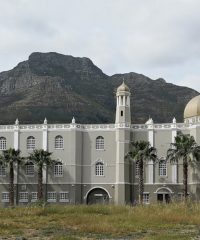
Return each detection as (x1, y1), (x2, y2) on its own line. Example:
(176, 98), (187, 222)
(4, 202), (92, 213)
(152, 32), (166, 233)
(0, 202), (200, 239)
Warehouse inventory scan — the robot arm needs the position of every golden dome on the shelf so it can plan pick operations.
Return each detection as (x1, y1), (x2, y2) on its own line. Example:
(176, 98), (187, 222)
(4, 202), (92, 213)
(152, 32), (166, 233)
(184, 95), (200, 119)
(117, 81), (130, 92)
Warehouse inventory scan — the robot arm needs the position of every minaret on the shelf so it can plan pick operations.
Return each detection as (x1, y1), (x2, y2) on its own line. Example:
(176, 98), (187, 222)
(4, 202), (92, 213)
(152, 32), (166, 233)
(115, 81), (131, 124)
(115, 81), (131, 204)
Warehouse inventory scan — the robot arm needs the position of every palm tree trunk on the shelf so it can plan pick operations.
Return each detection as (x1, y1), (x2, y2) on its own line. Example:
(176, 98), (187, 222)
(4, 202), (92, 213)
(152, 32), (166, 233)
(38, 165), (43, 200)
(183, 159), (188, 201)
(45, 165), (48, 202)
(16, 162), (19, 205)
(138, 160), (144, 204)
(9, 162), (14, 206)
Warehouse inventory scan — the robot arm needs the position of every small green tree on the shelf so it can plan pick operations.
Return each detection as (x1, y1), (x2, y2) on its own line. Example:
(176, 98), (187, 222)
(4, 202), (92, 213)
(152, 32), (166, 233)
(29, 149), (54, 201)
(167, 134), (200, 200)
(0, 148), (24, 206)
(127, 141), (157, 204)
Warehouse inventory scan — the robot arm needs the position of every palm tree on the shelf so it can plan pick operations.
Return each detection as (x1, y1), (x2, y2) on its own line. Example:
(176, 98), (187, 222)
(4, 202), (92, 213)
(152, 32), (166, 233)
(167, 134), (200, 200)
(29, 149), (54, 201)
(0, 148), (24, 206)
(127, 141), (157, 204)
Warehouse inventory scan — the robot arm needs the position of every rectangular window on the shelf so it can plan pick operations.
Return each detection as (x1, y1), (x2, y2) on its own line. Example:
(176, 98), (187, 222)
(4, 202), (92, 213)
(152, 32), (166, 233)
(0, 165), (6, 176)
(159, 161), (167, 176)
(31, 192), (38, 202)
(54, 164), (63, 177)
(177, 193), (189, 201)
(135, 161), (139, 176)
(19, 192), (29, 203)
(2, 192), (9, 202)
(143, 193), (150, 204)
(95, 162), (104, 176)
(96, 137), (104, 150)
(59, 192), (69, 202)
(27, 137), (35, 150)
(55, 136), (64, 149)
(0, 138), (6, 150)
(121, 110), (123, 116)
(25, 164), (34, 176)
(47, 192), (57, 202)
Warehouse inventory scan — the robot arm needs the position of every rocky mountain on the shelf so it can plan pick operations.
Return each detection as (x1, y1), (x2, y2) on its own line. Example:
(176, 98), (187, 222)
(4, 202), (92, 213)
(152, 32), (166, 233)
(0, 52), (198, 125)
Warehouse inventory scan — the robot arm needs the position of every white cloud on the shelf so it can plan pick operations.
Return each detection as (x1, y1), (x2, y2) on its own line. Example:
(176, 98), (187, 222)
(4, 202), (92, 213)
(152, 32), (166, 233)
(0, 0), (200, 92)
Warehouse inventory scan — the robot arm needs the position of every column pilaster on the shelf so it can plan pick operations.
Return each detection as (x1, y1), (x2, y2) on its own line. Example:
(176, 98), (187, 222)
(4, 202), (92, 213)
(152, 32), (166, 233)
(147, 119), (154, 184)
(171, 118), (177, 183)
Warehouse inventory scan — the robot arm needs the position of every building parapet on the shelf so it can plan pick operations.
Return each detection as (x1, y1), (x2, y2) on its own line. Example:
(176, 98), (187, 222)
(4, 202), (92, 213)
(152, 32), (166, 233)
(0, 122), (198, 132)
(131, 122), (196, 130)
(0, 123), (117, 131)
(0, 125), (14, 130)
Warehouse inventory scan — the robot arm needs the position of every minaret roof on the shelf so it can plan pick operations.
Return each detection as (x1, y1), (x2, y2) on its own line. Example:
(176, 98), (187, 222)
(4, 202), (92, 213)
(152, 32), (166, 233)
(117, 81), (130, 92)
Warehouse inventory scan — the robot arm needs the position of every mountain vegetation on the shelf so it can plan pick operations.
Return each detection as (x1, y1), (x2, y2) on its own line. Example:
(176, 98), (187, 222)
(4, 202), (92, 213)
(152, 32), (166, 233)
(0, 52), (198, 124)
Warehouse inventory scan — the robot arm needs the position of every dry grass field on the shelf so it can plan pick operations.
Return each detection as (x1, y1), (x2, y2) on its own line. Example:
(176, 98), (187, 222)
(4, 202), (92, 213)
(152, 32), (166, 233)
(0, 202), (200, 240)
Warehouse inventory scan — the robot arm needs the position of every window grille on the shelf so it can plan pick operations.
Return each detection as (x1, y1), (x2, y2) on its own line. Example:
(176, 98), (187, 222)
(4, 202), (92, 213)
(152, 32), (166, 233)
(47, 192), (57, 202)
(19, 192), (29, 202)
(54, 163), (63, 176)
(159, 160), (167, 176)
(55, 136), (64, 149)
(27, 136), (35, 150)
(2, 192), (9, 202)
(25, 163), (34, 176)
(143, 193), (150, 204)
(0, 165), (6, 176)
(31, 192), (38, 202)
(95, 162), (104, 176)
(0, 137), (6, 150)
(96, 136), (104, 150)
(59, 192), (69, 202)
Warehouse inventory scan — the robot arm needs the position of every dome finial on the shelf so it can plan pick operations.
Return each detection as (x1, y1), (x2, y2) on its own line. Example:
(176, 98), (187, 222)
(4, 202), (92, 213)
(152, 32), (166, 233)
(72, 117), (76, 124)
(15, 118), (19, 125)
(117, 79), (130, 92)
(145, 117), (154, 125)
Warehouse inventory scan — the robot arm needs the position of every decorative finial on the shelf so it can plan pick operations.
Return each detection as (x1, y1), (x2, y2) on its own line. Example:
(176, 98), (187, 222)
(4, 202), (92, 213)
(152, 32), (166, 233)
(44, 118), (47, 124)
(72, 117), (76, 124)
(172, 117), (176, 124)
(145, 117), (154, 125)
(15, 118), (19, 125)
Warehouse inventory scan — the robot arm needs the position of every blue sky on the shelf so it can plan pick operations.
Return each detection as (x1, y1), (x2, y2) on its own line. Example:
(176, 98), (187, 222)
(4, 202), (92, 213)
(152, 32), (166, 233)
(0, 0), (200, 92)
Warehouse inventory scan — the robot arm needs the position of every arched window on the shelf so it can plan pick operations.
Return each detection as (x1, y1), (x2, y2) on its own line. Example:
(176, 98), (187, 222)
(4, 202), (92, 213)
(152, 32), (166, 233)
(96, 136), (104, 150)
(54, 162), (63, 176)
(55, 135), (64, 149)
(0, 164), (6, 176)
(159, 160), (167, 176)
(95, 162), (104, 176)
(135, 161), (139, 176)
(27, 136), (35, 150)
(25, 162), (34, 176)
(0, 137), (6, 150)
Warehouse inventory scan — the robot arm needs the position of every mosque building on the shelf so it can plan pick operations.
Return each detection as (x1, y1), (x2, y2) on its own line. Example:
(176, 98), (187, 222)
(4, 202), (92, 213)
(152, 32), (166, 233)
(0, 82), (200, 205)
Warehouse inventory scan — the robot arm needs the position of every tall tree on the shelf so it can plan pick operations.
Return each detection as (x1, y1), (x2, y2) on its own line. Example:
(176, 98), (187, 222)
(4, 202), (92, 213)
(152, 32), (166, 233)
(127, 141), (157, 204)
(29, 149), (54, 201)
(0, 148), (24, 206)
(167, 134), (200, 200)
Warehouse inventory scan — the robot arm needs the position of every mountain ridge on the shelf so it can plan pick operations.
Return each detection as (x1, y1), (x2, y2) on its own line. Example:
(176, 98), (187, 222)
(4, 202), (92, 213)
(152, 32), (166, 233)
(0, 52), (198, 124)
